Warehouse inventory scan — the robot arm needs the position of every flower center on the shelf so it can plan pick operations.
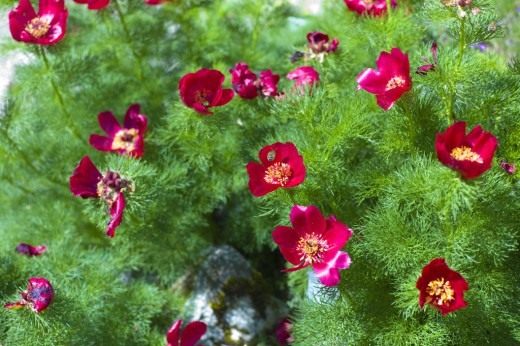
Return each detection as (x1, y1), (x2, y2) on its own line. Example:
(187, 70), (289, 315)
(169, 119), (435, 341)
(385, 76), (405, 91)
(96, 171), (132, 204)
(450, 146), (483, 163)
(112, 128), (139, 153)
(363, 0), (374, 4)
(264, 162), (292, 186)
(25, 17), (51, 39)
(426, 277), (455, 306)
(296, 233), (329, 265)
(195, 89), (211, 106)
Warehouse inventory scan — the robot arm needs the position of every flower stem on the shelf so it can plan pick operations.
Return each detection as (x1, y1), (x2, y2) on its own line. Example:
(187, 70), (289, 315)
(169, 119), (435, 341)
(386, 0), (392, 18)
(38, 47), (83, 141)
(113, 0), (144, 80)
(457, 17), (466, 67)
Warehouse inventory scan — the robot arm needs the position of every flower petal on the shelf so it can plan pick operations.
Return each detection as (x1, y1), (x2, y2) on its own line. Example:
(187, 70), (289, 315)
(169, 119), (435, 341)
(106, 193), (125, 238)
(180, 321), (207, 346)
(69, 156), (102, 198)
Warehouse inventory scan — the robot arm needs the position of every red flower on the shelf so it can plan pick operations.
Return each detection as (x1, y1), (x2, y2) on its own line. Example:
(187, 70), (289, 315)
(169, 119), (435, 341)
(287, 66), (319, 89)
(416, 258), (468, 315)
(272, 205), (353, 287)
(145, 0), (164, 4)
(73, 0), (110, 10)
(246, 142), (306, 197)
(166, 319), (207, 346)
(435, 121), (498, 179)
(417, 42), (438, 75)
(8, 0), (68, 45)
(275, 318), (294, 346)
(16, 243), (47, 257)
(230, 62), (259, 99)
(307, 32), (339, 54)
(500, 161), (516, 175)
(69, 156), (132, 238)
(89, 104), (148, 158)
(4, 277), (54, 313)
(344, 0), (397, 16)
(357, 48), (411, 110)
(178, 68), (234, 115)
(259, 70), (281, 97)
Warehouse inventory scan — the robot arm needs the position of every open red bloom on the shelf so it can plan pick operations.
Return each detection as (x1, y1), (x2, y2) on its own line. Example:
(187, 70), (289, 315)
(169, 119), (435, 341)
(167, 319), (207, 346)
(273, 205), (353, 286)
(9, 0), (68, 45)
(16, 243), (47, 257)
(357, 48), (411, 110)
(307, 32), (339, 54)
(416, 258), (468, 315)
(287, 66), (319, 89)
(178, 68), (234, 115)
(246, 142), (306, 197)
(73, 0), (110, 10)
(259, 70), (281, 97)
(5, 277), (54, 313)
(69, 156), (132, 237)
(344, 0), (397, 16)
(89, 104), (147, 158)
(230, 62), (259, 99)
(145, 0), (164, 4)
(435, 121), (498, 179)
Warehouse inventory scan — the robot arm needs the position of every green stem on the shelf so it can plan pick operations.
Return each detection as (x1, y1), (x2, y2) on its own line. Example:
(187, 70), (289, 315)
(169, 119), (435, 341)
(386, 0), (392, 18)
(113, 0), (144, 80)
(38, 47), (83, 141)
(457, 16), (466, 67)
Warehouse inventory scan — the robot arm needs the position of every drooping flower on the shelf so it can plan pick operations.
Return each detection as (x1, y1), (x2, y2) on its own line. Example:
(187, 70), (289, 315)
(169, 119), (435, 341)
(69, 156), (133, 237)
(306, 32), (339, 62)
(259, 70), (281, 97)
(230, 62), (259, 99)
(246, 142), (306, 197)
(416, 258), (469, 315)
(275, 318), (294, 346)
(89, 104), (148, 158)
(435, 121), (498, 179)
(272, 205), (353, 286)
(287, 66), (319, 89)
(178, 68), (234, 115)
(4, 277), (54, 313)
(357, 48), (411, 110)
(417, 42), (438, 75)
(16, 243), (47, 257)
(8, 0), (68, 45)
(73, 0), (110, 10)
(344, 0), (397, 16)
(500, 161), (516, 175)
(166, 319), (207, 346)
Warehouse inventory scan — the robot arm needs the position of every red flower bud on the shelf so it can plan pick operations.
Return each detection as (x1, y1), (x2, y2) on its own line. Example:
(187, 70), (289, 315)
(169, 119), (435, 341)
(5, 277), (54, 313)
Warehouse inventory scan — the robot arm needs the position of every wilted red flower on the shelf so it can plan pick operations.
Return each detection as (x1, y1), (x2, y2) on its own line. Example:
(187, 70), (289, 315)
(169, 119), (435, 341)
(4, 277), (54, 313)
(273, 205), (353, 286)
(416, 258), (468, 315)
(307, 32), (339, 55)
(357, 48), (411, 110)
(417, 42), (438, 75)
(246, 142), (306, 197)
(8, 0), (68, 45)
(178, 68), (234, 115)
(344, 0), (397, 16)
(287, 66), (319, 89)
(259, 70), (281, 97)
(167, 319), (207, 346)
(500, 161), (516, 175)
(73, 0), (110, 10)
(89, 104), (148, 158)
(275, 318), (294, 346)
(69, 156), (132, 237)
(435, 121), (498, 179)
(16, 243), (47, 257)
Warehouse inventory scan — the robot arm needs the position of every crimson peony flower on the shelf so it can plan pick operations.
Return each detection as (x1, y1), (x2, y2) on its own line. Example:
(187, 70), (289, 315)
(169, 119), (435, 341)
(178, 68), (234, 115)
(89, 104), (148, 158)
(357, 48), (411, 110)
(145, 0), (164, 4)
(416, 258), (469, 315)
(417, 42), (438, 75)
(8, 0), (68, 45)
(166, 319), (207, 346)
(4, 277), (54, 313)
(246, 142), (306, 197)
(307, 32), (339, 54)
(435, 121), (498, 179)
(16, 243), (47, 257)
(287, 66), (319, 89)
(344, 0), (397, 16)
(259, 70), (281, 97)
(73, 0), (110, 10)
(230, 62), (259, 99)
(69, 156), (133, 238)
(272, 205), (353, 287)
(275, 318), (294, 346)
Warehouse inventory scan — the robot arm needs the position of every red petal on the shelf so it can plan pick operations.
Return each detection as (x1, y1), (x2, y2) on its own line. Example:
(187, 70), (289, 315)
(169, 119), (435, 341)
(272, 226), (301, 265)
(323, 218), (352, 250)
(69, 156), (102, 198)
(356, 69), (387, 94)
(166, 319), (182, 345)
(98, 111), (121, 136)
(213, 88), (234, 107)
(180, 321), (207, 346)
(246, 162), (278, 197)
(124, 104), (148, 133)
(289, 205), (326, 237)
(89, 134), (113, 152)
(106, 193), (125, 238)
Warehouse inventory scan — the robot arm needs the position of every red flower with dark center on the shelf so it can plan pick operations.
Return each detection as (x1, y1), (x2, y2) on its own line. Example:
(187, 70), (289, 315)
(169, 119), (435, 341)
(178, 68), (234, 115)
(69, 156), (132, 238)
(357, 48), (411, 110)
(435, 121), (498, 179)
(259, 70), (281, 97)
(275, 318), (294, 346)
(4, 277), (54, 313)
(416, 258), (469, 315)
(273, 205), (353, 286)
(344, 0), (397, 16)
(89, 104), (147, 158)
(287, 66), (319, 89)
(230, 62), (259, 99)
(73, 0), (110, 10)
(8, 0), (68, 45)
(16, 243), (47, 256)
(246, 142), (306, 197)
(307, 32), (339, 54)
(166, 319), (207, 346)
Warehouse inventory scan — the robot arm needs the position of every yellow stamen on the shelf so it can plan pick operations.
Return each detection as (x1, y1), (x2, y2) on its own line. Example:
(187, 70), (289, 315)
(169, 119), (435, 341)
(25, 17), (51, 39)
(385, 76), (405, 91)
(296, 233), (329, 265)
(111, 129), (139, 153)
(426, 278), (455, 306)
(264, 162), (292, 186)
(450, 146), (483, 163)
